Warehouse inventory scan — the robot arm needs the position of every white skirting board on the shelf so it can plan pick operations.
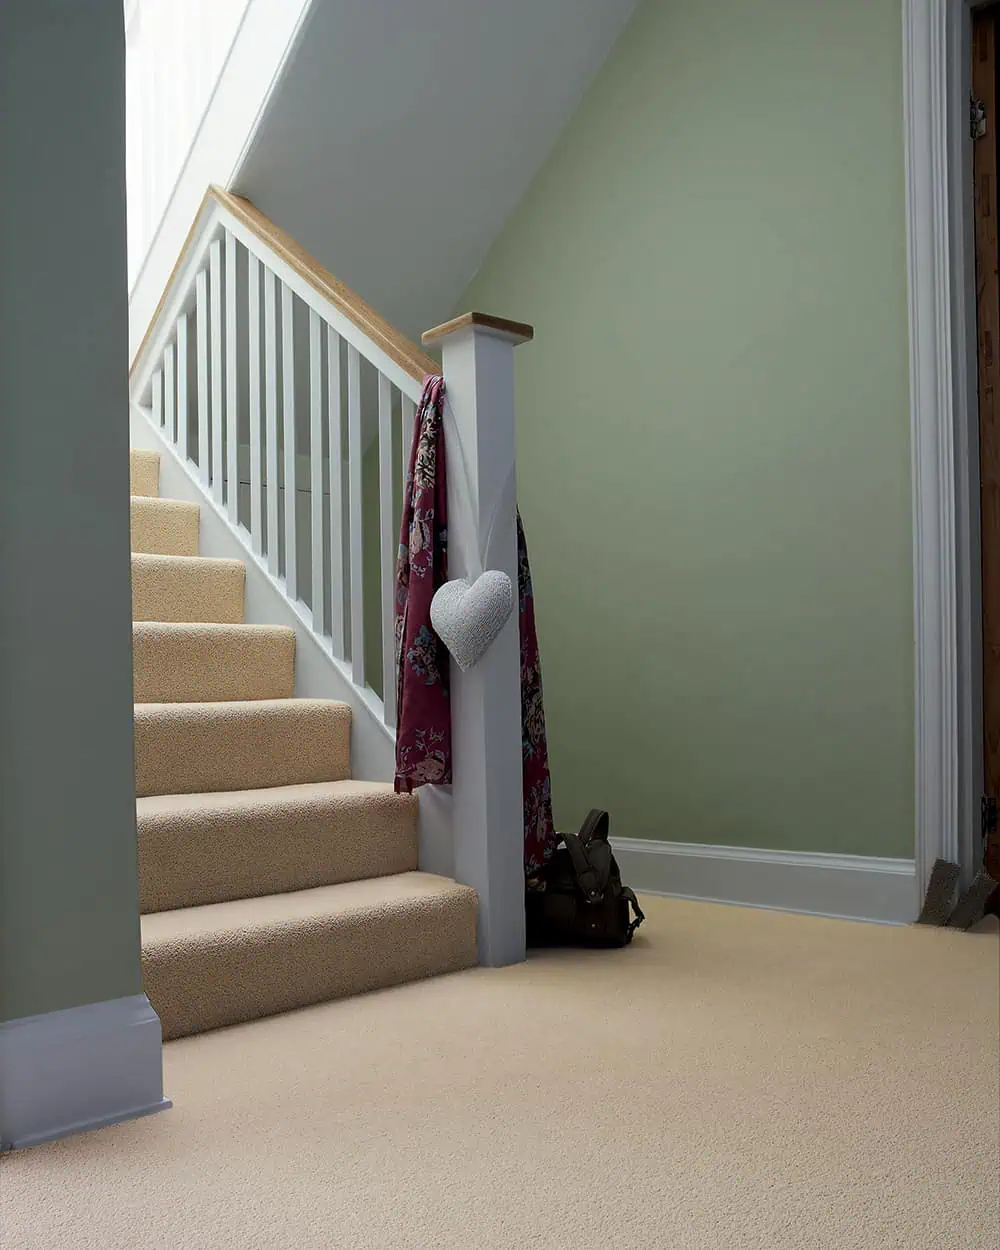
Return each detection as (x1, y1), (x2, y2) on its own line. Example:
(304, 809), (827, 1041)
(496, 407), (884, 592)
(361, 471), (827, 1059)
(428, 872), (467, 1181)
(611, 838), (918, 926)
(0, 994), (170, 1151)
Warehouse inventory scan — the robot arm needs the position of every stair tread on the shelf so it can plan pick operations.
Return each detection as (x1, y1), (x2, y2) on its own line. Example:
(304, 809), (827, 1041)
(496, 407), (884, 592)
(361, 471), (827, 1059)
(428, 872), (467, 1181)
(134, 696), (345, 717)
(136, 777), (409, 819)
(142, 872), (474, 945)
(133, 621), (294, 637)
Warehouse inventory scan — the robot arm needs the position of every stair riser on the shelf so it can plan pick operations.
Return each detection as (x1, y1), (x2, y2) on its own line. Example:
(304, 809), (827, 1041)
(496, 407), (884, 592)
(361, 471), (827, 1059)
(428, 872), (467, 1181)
(130, 450), (159, 497)
(134, 702), (351, 797)
(132, 556), (245, 624)
(132, 626), (296, 703)
(143, 891), (478, 1040)
(137, 794), (418, 912)
(131, 498), (200, 557)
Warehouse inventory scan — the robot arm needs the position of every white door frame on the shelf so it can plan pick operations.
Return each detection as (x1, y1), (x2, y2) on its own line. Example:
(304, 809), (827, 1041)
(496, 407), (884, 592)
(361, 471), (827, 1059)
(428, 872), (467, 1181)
(903, 0), (985, 907)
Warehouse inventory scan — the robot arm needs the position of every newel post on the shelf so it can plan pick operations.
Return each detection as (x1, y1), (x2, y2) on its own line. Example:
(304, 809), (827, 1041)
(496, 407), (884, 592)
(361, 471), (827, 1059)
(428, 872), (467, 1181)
(421, 312), (534, 967)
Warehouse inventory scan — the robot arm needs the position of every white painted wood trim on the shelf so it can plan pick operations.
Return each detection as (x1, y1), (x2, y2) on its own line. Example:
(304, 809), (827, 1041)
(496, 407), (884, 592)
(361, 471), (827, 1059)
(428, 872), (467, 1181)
(263, 266), (279, 577)
(0, 994), (170, 1151)
(347, 344), (365, 686)
(162, 341), (175, 443)
(209, 236), (224, 505)
(151, 366), (162, 430)
(401, 393), (415, 485)
(440, 323), (525, 967)
(176, 312), (189, 463)
(327, 326), (346, 660)
(225, 228), (239, 524)
(281, 282), (297, 601)
(247, 253), (262, 553)
(196, 266), (210, 487)
(378, 373), (397, 728)
(903, 0), (963, 907)
(309, 309), (325, 636)
(612, 838), (918, 926)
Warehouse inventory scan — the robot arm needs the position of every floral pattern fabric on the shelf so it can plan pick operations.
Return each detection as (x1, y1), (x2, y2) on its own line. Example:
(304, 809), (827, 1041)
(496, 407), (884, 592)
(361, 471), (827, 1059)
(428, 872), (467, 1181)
(393, 375), (557, 875)
(393, 375), (451, 792)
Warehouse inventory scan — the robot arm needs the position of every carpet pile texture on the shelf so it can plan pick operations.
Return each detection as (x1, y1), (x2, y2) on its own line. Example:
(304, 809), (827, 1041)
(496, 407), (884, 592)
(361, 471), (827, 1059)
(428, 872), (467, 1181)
(2, 897), (997, 1250)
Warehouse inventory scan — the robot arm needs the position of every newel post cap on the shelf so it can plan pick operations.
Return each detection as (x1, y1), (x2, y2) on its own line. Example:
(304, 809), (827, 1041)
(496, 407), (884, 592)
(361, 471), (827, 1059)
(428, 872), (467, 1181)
(422, 311), (534, 348)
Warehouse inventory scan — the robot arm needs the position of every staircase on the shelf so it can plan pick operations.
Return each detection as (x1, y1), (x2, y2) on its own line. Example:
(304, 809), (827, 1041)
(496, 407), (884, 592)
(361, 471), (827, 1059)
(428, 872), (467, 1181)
(129, 447), (477, 1040)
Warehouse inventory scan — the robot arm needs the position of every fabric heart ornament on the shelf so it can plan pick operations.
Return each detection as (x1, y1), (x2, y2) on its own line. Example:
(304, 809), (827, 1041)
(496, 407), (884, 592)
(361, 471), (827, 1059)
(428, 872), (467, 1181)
(430, 570), (515, 671)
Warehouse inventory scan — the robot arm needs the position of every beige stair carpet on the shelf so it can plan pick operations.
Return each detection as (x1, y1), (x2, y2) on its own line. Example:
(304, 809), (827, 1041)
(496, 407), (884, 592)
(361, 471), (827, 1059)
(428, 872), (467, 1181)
(142, 873), (478, 1040)
(132, 622), (296, 703)
(124, 447), (476, 1040)
(134, 698), (353, 797)
(132, 553), (246, 623)
(131, 495), (200, 556)
(129, 448), (159, 497)
(137, 780), (418, 913)
(3, 899), (997, 1250)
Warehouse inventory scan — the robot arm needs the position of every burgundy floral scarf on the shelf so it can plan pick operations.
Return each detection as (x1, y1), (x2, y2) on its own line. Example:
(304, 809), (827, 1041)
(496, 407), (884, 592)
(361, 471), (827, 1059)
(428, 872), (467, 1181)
(394, 375), (452, 791)
(394, 376), (557, 874)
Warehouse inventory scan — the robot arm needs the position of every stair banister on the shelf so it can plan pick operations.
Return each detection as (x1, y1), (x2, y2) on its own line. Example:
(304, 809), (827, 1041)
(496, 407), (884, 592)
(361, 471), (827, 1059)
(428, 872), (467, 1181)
(422, 313), (535, 968)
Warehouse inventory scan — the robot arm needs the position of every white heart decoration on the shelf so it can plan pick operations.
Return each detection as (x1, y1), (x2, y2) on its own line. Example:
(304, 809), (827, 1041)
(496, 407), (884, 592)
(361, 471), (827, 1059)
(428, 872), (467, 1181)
(430, 571), (515, 672)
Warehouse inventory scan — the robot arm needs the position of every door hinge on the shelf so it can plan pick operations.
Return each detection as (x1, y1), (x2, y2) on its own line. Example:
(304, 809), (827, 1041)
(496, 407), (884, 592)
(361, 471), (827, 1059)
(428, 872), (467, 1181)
(981, 795), (997, 839)
(972, 95), (988, 139)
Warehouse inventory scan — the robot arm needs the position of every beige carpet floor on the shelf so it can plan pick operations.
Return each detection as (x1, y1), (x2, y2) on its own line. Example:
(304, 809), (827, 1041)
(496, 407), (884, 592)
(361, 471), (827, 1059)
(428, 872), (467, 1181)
(2, 897), (998, 1250)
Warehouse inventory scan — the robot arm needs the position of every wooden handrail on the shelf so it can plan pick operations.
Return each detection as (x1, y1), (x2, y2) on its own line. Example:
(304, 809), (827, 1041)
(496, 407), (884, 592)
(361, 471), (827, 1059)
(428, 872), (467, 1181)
(131, 185), (440, 384)
(422, 311), (534, 347)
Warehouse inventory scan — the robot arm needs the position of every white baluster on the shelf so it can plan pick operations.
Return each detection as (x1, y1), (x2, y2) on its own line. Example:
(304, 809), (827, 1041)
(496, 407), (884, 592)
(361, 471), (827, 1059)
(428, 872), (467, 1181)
(282, 283), (297, 601)
(327, 327), (345, 660)
(196, 268), (209, 487)
(163, 341), (175, 444)
(151, 367), (163, 430)
(176, 312), (189, 462)
(378, 373), (397, 727)
(225, 230), (238, 524)
(309, 310), (325, 634)
(347, 344), (364, 684)
(401, 393), (415, 484)
(264, 267), (279, 576)
(210, 237), (223, 505)
(247, 254), (262, 555)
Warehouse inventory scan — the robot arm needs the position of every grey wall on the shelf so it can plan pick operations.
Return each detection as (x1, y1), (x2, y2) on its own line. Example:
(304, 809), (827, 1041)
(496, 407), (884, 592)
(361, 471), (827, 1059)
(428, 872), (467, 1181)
(233, 0), (639, 343)
(0, 0), (144, 1022)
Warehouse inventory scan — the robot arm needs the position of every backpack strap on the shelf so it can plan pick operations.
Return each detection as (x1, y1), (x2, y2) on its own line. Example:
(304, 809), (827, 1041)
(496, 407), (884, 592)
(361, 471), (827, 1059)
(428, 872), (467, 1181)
(578, 809), (610, 845)
(560, 832), (605, 903)
(623, 887), (645, 943)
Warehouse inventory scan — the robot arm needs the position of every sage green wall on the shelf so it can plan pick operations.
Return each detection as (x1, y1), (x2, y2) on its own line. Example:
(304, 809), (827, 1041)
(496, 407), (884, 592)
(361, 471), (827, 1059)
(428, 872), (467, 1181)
(0, 0), (144, 1022)
(463, 0), (914, 857)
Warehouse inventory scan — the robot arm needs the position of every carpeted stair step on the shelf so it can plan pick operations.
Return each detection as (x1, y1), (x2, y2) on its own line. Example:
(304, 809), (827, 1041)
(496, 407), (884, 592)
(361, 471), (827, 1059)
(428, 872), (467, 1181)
(130, 448), (160, 497)
(132, 553), (246, 623)
(137, 780), (419, 913)
(141, 872), (478, 1039)
(131, 496), (200, 556)
(134, 698), (351, 797)
(133, 622), (296, 703)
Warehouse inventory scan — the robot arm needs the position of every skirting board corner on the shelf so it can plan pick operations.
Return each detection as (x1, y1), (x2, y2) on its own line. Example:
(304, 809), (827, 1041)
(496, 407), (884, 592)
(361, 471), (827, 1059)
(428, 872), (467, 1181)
(0, 993), (171, 1151)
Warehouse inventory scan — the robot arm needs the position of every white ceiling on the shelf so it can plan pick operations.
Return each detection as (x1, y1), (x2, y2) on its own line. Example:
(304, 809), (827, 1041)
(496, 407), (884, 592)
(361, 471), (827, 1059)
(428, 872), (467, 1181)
(232, 0), (638, 345)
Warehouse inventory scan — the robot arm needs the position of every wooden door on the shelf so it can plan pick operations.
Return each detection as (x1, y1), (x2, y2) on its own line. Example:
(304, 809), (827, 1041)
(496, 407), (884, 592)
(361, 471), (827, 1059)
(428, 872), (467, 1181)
(973, 5), (1000, 880)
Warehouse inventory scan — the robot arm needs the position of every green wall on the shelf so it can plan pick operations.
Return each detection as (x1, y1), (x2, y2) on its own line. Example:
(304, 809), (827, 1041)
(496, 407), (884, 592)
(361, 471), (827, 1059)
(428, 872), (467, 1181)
(1, 0), (143, 1023)
(462, 0), (914, 857)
